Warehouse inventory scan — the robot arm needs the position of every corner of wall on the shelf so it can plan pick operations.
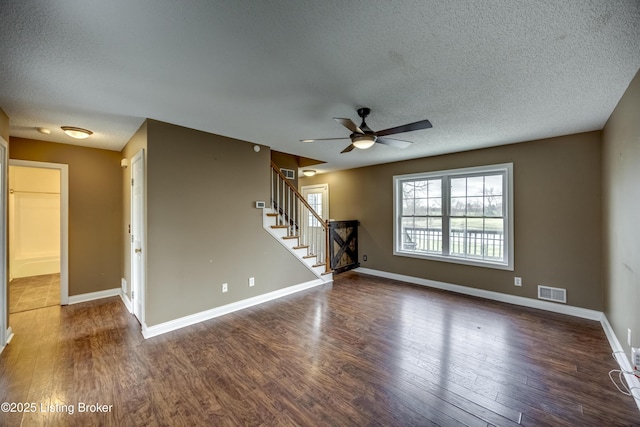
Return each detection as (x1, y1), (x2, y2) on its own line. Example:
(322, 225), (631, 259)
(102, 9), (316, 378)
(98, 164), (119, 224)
(0, 107), (9, 142)
(601, 68), (640, 369)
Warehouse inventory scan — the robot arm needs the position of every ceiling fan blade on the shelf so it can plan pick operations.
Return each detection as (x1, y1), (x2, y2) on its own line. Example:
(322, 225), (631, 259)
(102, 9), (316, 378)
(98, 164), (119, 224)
(334, 118), (364, 134)
(376, 119), (432, 137)
(376, 137), (413, 148)
(341, 144), (356, 153)
(300, 137), (350, 142)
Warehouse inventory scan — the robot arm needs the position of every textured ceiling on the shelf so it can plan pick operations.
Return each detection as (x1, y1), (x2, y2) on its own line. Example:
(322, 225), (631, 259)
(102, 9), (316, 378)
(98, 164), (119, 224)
(1, 0), (639, 172)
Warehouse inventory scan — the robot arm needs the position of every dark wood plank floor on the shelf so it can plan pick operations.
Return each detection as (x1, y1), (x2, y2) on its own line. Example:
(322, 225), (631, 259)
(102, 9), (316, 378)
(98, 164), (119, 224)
(1, 271), (638, 426)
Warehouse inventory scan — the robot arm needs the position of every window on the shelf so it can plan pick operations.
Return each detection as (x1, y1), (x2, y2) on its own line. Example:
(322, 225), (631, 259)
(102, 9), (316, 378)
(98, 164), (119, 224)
(307, 192), (322, 227)
(394, 163), (513, 270)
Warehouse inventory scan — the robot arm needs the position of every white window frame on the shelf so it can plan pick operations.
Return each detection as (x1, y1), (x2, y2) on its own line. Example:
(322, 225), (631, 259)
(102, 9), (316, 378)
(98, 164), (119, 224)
(393, 163), (514, 270)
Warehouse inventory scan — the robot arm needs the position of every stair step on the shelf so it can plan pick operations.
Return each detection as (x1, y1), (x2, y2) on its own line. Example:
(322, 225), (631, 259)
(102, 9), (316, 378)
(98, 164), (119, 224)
(271, 225), (289, 229)
(282, 235), (299, 240)
(322, 270), (333, 276)
(302, 254), (316, 259)
(293, 245), (309, 250)
(266, 213), (278, 217)
(312, 263), (325, 268)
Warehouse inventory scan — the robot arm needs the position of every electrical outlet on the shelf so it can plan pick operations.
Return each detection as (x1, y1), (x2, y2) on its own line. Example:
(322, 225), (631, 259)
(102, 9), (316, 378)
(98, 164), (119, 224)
(249, 277), (255, 287)
(222, 283), (228, 293)
(514, 277), (522, 287)
(628, 328), (632, 346)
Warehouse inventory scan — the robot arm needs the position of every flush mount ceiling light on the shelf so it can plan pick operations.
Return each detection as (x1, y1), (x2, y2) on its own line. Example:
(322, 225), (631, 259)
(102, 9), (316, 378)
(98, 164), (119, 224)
(302, 170), (316, 177)
(61, 126), (93, 139)
(36, 127), (51, 134)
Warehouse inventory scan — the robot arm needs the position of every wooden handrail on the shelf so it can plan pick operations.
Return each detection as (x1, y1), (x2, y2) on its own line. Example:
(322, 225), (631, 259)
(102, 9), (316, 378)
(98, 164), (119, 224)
(271, 161), (330, 274)
(271, 161), (326, 228)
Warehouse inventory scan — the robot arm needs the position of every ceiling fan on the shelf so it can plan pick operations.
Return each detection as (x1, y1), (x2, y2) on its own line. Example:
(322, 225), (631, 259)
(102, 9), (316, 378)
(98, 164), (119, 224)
(301, 107), (432, 153)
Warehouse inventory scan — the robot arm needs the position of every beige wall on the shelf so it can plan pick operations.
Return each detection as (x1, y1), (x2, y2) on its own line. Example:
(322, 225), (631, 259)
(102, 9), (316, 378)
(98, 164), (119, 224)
(120, 121), (148, 301)
(271, 150), (301, 188)
(143, 120), (315, 326)
(9, 138), (123, 296)
(602, 68), (640, 354)
(0, 108), (9, 143)
(301, 132), (603, 310)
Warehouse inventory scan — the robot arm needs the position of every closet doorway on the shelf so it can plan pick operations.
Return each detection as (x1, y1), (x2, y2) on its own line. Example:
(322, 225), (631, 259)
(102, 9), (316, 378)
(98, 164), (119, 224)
(8, 161), (69, 313)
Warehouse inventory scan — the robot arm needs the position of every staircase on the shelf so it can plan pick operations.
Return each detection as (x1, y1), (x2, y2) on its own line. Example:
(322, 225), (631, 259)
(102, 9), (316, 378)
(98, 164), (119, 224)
(263, 162), (333, 283)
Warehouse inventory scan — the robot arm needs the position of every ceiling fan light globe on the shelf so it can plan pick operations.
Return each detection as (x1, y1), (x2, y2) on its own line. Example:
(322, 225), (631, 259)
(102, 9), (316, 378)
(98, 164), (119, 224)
(352, 134), (376, 149)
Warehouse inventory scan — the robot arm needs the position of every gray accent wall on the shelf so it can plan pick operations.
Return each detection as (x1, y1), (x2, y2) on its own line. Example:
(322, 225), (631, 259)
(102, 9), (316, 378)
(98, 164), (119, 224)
(301, 132), (603, 310)
(603, 68), (640, 354)
(142, 120), (315, 327)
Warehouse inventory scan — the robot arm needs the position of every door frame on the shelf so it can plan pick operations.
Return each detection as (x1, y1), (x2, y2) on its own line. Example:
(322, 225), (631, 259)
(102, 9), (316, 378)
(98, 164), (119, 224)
(130, 149), (145, 324)
(0, 137), (8, 350)
(9, 159), (69, 305)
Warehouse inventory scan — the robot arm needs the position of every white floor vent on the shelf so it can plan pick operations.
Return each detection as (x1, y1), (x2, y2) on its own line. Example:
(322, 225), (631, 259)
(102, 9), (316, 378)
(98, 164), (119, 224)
(538, 285), (567, 303)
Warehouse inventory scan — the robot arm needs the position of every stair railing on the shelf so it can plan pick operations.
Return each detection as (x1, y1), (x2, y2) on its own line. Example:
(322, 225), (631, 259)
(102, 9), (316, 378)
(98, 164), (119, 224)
(270, 162), (330, 274)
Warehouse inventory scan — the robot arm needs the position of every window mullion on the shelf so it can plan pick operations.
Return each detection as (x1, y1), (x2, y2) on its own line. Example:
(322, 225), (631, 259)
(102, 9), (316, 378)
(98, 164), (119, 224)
(442, 176), (450, 256)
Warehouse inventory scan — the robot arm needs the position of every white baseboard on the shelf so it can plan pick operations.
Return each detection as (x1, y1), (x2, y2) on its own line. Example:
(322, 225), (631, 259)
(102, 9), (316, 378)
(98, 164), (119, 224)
(68, 288), (121, 305)
(355, 267), (603, 321)
(120, 292), (133, 313)
(601, 315), (640, 411)
(142, 278), (327, 339)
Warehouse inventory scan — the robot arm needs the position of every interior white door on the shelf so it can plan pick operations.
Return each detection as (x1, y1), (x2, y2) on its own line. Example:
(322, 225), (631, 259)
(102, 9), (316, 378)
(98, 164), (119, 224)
(131, 150), (145, 323)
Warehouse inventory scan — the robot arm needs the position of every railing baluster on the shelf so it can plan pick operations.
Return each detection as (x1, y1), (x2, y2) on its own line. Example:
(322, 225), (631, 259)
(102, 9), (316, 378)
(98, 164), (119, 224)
(288, 185), (291, 236)
(270, 162), (329, 274)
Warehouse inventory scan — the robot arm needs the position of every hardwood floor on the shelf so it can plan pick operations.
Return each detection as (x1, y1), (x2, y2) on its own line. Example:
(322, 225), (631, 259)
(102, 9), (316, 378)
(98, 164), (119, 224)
(1, 271), (638, 426)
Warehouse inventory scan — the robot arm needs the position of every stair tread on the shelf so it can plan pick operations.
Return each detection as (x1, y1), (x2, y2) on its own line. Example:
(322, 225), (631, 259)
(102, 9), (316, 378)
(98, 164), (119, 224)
(282, 235), (299, 240)
(271, 225), (289, 229)
(312, 263), (325, 268)
(302, 255), (316, 259)
(321, 270), (334, 276)
(266, 213), (278, 217)
(293, 245), (309, 250)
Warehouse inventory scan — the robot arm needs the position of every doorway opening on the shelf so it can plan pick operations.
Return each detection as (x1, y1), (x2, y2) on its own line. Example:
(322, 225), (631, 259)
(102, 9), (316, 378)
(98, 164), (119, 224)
(8, 160), (69, 313)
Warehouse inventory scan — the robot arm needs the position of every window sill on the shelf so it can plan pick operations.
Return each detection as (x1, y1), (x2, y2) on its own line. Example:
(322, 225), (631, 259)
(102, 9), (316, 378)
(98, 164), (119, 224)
(394, 249), (514, 271)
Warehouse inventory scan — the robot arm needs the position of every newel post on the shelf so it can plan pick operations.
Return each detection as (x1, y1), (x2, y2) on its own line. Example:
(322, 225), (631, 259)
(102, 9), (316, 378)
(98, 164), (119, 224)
(325, 219), (331, 273)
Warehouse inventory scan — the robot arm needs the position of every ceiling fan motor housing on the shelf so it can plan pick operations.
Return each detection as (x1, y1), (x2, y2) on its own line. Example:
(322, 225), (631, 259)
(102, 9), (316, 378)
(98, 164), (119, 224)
(356, 107), (374, 133)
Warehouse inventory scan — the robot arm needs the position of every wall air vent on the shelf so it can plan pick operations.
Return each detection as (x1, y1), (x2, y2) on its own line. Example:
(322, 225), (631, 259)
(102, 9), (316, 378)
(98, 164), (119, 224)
(538, 285), (567, 303)
(280, 168), (295, 180)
